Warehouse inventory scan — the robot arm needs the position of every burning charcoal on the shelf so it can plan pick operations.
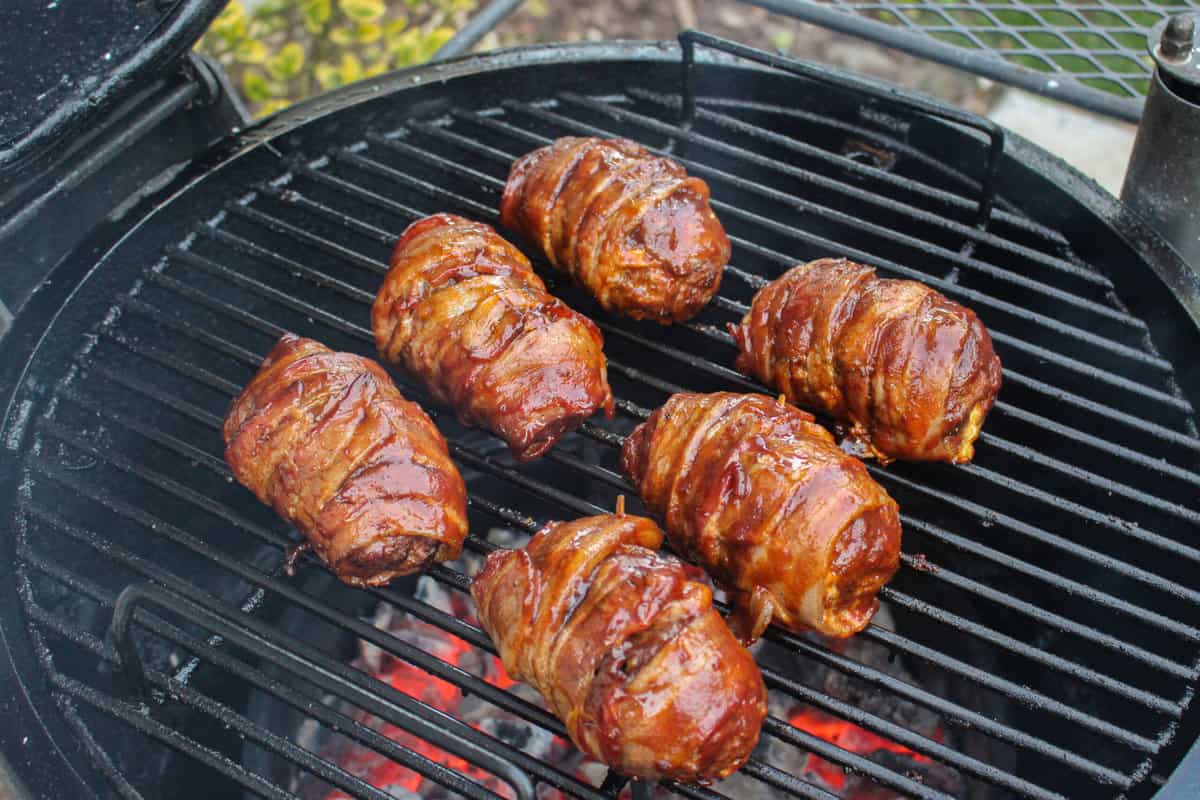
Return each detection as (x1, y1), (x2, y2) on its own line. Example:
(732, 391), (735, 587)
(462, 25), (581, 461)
(295, 539), (991, 800)
(302, 592), (610, 800)
(730, 603), (970, 799)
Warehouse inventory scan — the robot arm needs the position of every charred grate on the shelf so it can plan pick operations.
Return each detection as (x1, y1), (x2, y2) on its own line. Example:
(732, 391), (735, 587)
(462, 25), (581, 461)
(5, 46), (1200, 800)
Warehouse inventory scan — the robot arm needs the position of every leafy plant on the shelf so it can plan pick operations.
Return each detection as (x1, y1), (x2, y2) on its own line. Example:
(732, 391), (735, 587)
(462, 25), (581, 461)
(198, 0), (475, 117)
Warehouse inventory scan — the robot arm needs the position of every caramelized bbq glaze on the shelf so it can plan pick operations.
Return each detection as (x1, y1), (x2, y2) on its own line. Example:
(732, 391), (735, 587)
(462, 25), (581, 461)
(471, 513), (767, 782)
(731, 258), (1002, 463)
(501, 136), (729, 322)
(621, 392), (901, 642)
(372, 214), (613, 460)
(223, 334), (468, 585)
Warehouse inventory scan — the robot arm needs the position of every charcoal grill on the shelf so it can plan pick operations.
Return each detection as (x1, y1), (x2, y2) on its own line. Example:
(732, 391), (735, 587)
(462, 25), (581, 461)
(3, 5), (1200, 799)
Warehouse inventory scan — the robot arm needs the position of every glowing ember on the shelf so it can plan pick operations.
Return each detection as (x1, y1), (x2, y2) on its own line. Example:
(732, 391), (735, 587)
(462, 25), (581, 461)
(788, 707), (934, 792)
(324, 619), (520, 800)
(315, 572), (604, 800)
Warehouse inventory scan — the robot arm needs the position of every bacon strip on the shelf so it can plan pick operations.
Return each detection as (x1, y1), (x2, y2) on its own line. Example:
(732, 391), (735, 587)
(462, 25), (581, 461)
(622, 391), (902, 642)
(224, 334), (468, 585)
(501, 137), (729, 322)
(731, 258), (1002, 463)
(471, 513), (767, 782)
(373, 213), (613, 460)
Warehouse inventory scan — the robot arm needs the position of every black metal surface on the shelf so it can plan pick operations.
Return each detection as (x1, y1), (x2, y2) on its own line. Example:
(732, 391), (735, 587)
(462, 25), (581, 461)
(1, 38), (1200, 800)
(0, 50), (249, 341)
(110, 582), (536, 800)
(1120, 67), (1200, 273)
(0, 0), (250, 338)
(0, 0), (227, 179)
(1121, 13), (1200, 273)
(743, 0), (1154, 122)
(1158, 15), (1196, 64)
(678, 30), (1004, 226)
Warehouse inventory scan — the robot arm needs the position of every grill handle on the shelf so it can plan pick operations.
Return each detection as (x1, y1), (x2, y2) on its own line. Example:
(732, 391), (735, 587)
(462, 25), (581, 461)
(1120, 13), (1200, 273)
(678, 30), (1004, 228)
(108, 582), (536, 800)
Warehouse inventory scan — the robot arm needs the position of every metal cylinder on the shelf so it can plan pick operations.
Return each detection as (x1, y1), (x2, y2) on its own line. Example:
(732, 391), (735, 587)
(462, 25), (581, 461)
(1120, 13), (1200, 271)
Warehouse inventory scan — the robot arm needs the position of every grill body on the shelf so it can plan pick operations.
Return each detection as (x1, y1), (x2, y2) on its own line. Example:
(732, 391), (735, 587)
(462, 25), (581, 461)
(1, 41), (1199, 800)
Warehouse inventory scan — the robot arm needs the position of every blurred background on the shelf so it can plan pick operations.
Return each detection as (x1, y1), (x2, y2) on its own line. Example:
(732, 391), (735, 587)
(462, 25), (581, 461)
(197, 0), (1136, 193)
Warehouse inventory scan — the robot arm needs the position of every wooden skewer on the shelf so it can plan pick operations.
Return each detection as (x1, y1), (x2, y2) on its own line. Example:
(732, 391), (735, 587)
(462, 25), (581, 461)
(615, 494), (626, 516)
(777, 393), (788, 407)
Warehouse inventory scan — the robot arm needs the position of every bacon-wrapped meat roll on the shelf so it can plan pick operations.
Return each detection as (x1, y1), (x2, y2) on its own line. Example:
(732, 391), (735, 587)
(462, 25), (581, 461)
(500, 136), (729, 323)
(471, 512), (766, 782)
(621, 392), (901, 642)
(730, 258), (1002, 463)
(373, 214), (613, 461)
(223, 334), (468, 586)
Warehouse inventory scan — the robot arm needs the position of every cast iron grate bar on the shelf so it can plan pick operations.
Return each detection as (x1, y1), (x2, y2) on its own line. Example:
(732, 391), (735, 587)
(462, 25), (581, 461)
(28, 350), (1132, 800)
(209, 182), (1200, 672)
(54, 672), (299, 800)
(86, 268), (1174, 777)
(14, 64), (1200, 800)
(418, 104), (1182, 407)
(344, 122), (1197, 437)
(43, 297), (1147, 798)
(32, 348), (930, 800)
(171, 207), (1200, 631)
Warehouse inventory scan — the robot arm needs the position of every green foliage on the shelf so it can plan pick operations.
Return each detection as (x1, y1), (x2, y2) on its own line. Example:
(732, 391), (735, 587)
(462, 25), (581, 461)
(197, 0), (477, 118)
(267, 42), (306, 79)
(303, 0), (332, 32)
(339, 0), (387, 21)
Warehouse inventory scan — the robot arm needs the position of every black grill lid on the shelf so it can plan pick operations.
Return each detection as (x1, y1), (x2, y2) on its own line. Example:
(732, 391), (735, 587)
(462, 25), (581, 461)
(0, 0), (224, 178)
(1, 38), (1200, 800)
(0, 0), (241, 339)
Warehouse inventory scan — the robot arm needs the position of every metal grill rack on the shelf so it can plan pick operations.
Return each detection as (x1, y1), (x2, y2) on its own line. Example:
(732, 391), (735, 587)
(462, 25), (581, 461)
(743, 0), (1199, 120)
(6, 45), (1200, 800)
